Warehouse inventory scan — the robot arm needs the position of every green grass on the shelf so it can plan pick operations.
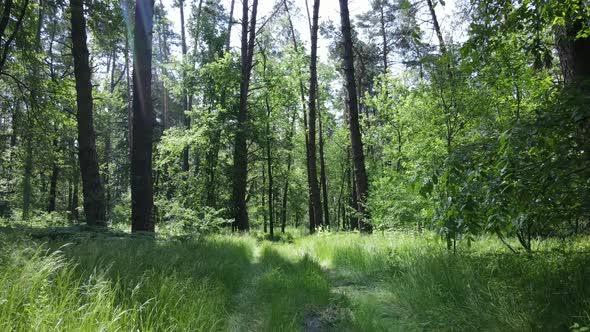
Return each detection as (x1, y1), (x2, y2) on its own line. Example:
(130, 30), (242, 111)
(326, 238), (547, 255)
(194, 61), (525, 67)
(0, 225), (589, 331)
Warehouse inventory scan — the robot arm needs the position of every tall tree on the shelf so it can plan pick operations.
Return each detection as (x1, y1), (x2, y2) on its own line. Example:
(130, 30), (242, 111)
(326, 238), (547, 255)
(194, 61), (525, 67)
(307, 0), (323, 231)
(284, 0), (316, 232)
(231, 0), (258, 231)
(178, 0), (190, 172)
(131, 0), (155, 232)
(339, 0), (371, 232)
(70, 0), (107, 226)
(318, 98), (329, 226)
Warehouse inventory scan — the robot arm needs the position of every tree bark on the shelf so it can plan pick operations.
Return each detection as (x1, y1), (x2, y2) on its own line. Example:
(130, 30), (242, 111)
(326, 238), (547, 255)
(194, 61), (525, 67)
(265, 94), (274, 239)
(47, 161), (58, 212)
(339, 0), (371, 233)
(425, 0), (446, 54)
(284, 0), (315, 231)
(379, 2), (388, 73)
(318, 92), (329, 226)
(131, 0), (155, 232)
(70, 0), (107, 226)
(307, 0), (323, 230)
(72, 171), (79, 221)
(231, 0), (258, 231)
(22, 139), (32, 219)
(179, 0), (190, 172)
(225, 0), (235, 52)
(281, 113), (296, 233)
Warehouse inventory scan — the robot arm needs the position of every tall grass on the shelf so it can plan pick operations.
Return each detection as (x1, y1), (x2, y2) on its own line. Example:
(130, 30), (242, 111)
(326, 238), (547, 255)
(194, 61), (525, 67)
(296, 233), (590, 331)
(0, 227), (589, 331)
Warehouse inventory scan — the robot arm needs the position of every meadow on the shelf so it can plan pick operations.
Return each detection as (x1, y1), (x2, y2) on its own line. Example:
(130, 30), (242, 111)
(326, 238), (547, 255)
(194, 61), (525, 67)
(0, 222), (589, 331)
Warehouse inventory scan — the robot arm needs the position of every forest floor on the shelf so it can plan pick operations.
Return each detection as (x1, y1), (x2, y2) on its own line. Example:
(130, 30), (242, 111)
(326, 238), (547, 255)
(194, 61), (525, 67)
(1, 221), (590, 331)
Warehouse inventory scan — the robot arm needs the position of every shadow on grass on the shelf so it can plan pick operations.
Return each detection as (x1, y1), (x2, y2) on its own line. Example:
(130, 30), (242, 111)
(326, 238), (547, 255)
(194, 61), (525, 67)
(0, 226), (338, 331)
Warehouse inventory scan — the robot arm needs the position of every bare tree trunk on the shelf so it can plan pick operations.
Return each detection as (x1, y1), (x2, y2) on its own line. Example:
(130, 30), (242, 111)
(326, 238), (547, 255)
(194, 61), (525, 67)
(125, 29), (132, 172)
(285, 0), (315, 231)
(262, 165), (267, 233)
(426, 0), (446, 54)
(318, 93), (329, 227)
(379, 2), (388, 73)
(225, 0), (235, 52)
(265, 94), (274, 239)
(232, 0), (258, 231)
(47, 160), (58, 212)
(70, 0), (107, 226)
(339, 0), (371, 233)
(22, 139), (32, 219)
(307, 0), (323, 231)
(281, 113), (296, 234)
(179, 0), (190, 172)
(131, 0), (155, 232)
(71, 171), (79, 221)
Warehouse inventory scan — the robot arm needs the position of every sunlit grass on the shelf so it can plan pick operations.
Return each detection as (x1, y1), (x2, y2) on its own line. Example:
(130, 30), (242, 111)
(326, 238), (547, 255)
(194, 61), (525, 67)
(0, 225), (589, 331)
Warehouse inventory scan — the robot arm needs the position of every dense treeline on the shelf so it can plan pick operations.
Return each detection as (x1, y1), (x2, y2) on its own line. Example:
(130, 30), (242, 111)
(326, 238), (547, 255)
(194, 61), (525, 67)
(0, 0), (588, 251)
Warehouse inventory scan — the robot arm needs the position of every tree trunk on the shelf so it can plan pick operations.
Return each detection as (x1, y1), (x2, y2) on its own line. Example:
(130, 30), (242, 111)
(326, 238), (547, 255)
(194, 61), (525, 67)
(47, 163), (58, 212)
(339, 0), (371, 233)
(125, 28), (132, 173)
(379, 2), (388, 73)
(225, 0), (235, 52)
(262, 165), (267, 233)
(318, 93), (329, 227)
(131, 0), (155, 232)
(179, 0), (190, 172)
(265, 95), (274, 239)
(72, 172), (79, 221)
(556, 22), (590, 85)
(281, 113), (296, 234)
(70, 0), (107, 226)
(307, 0), (323, 230)
(22, 139), (32, 219)
(284, 0), (316, 231)
(231, 0), (258, 231)
(425, 0), (446, 54)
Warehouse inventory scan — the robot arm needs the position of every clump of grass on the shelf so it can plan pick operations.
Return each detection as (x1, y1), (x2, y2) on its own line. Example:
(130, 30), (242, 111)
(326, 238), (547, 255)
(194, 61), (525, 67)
(297, 233), (590, 331)
(0, 233), (252, 331)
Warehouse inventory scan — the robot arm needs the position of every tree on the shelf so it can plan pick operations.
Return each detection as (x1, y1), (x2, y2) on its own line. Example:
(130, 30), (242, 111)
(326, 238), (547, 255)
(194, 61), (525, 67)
(339, 0), (371, 233)
(231, 0), (258, 231)
(307, 0), (323, 231)
(178, 0), (190, 172)
(70, 0), (107, 226)
(131, 0), (155, 232)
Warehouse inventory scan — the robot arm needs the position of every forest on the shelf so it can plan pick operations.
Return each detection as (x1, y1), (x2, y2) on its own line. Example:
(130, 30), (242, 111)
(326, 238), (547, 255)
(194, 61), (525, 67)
(0, 0), (589, 330)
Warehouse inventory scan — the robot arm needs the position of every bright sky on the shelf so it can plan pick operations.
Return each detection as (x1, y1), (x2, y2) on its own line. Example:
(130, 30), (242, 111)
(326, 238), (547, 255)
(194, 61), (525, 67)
(161, 0), (465, 62)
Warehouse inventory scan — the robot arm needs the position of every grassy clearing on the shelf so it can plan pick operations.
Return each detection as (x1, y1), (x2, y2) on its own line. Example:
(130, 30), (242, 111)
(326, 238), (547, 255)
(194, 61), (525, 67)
(0, 226), (589, 331)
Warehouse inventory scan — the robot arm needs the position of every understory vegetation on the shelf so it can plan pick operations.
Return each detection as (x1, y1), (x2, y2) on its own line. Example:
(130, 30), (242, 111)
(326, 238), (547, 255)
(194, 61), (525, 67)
(1, 221), (589, 331)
